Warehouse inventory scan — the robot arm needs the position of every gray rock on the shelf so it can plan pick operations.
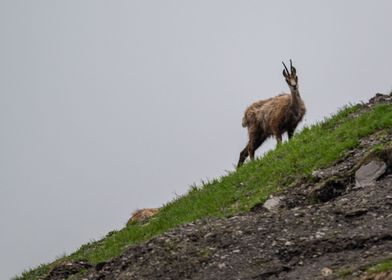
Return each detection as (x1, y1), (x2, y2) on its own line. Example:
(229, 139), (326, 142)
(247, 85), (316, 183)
(263, 196), (283, 212)
(311, 170), (324, 179)
(217, 263), (226, 269)
(321, 267), (333, 277)
(355, 159), (387, 188)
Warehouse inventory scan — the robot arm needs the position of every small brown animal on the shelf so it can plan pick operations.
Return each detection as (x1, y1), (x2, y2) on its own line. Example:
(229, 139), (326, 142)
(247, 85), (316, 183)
(127, 208), (159, 225)
(237, 60), (306, 167)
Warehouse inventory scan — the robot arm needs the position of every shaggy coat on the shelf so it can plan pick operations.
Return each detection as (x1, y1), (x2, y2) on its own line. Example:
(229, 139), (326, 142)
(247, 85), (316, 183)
(237, 61), (306, 167)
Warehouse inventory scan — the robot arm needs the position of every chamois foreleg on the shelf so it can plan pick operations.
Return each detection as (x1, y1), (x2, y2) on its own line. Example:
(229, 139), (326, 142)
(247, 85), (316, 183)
(287, 129), (294, 139)
(275, 133), (283, 145)
(287, 124), (298, 139)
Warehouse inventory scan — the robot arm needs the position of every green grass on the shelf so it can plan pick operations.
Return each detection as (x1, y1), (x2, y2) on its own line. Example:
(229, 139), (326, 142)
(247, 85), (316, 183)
(334, 257), (392, 279)
(367, 258), (392, 274)
(336, 266), (354, 278)
(16, 103), (392, 280)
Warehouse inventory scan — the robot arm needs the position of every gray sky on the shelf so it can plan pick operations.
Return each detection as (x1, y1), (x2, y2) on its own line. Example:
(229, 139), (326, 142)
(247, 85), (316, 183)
(1, 1), (391, 279)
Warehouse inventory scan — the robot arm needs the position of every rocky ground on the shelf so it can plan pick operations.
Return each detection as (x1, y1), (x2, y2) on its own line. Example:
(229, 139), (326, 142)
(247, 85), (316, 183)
(46, 94), (392, 280)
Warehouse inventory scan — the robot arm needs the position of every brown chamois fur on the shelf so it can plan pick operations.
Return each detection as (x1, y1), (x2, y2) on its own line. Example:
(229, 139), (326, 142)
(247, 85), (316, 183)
(237, 60), (306, 167)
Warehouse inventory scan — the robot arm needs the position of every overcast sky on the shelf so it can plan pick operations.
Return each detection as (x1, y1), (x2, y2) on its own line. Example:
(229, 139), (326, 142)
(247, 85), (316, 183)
(1, 1), (392, 279)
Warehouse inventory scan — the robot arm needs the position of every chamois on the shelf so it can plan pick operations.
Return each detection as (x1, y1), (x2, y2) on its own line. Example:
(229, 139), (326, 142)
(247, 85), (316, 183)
(237, 60), (306, 167)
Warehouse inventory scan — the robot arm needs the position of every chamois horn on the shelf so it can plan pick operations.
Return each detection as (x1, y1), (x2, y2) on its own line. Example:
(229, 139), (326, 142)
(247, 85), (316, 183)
(282, 61), (290, 75)
(290, 59), (296, 73)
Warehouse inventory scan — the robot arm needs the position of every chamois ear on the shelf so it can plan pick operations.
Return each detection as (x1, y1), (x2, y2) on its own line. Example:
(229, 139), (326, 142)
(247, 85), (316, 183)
(282, 69), (288, 78)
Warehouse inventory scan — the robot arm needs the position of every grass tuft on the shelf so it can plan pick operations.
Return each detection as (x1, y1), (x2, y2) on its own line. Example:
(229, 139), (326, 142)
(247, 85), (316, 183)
(367, 258), (392, 273)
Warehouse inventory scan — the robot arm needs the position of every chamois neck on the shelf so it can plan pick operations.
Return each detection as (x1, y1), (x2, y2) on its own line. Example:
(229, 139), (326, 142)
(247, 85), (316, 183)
(289, 86), (301, 105)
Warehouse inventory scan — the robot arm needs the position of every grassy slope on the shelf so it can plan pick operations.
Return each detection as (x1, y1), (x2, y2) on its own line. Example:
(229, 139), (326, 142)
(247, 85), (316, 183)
(16, 103), (392, 279)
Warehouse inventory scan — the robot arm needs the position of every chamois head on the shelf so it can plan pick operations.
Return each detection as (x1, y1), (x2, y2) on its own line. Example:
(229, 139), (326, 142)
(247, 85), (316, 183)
(282, 59), (298, 90)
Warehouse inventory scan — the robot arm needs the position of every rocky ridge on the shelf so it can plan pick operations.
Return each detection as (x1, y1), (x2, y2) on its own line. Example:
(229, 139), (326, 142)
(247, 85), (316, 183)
(46, 93), (392, 280)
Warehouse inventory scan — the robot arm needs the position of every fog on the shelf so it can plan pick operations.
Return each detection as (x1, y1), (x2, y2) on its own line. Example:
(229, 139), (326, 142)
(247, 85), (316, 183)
(1, 1), (391, 279)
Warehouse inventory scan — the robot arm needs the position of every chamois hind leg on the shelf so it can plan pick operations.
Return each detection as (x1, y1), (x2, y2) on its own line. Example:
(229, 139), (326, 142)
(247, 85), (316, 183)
(237, 136), (265, 168)
(248, 134), (266, 161)
(237, 144), (249, 168)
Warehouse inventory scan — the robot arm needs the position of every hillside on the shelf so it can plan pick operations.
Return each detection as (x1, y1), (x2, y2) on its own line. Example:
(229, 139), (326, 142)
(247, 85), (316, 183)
(17, 93), (392, 280)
